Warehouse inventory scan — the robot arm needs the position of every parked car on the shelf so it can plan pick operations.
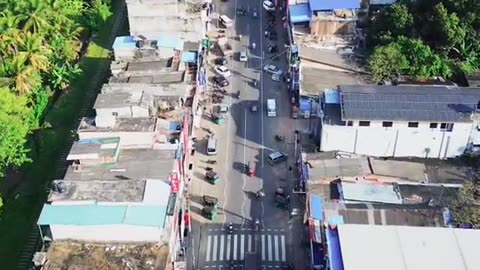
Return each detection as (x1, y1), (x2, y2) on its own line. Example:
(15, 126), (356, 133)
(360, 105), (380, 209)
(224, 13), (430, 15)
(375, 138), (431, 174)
(215, 57), (228, 65)
(263, 64), (281, 74)
(268, 151), (288, 165)
(213, 76), (230, 87)
(267, 45), (278, 53)
(272, 73), (282, 82)
(263, 0), (275, 11)
(214, 65), (231, 77)
(239, 51), (248, 62)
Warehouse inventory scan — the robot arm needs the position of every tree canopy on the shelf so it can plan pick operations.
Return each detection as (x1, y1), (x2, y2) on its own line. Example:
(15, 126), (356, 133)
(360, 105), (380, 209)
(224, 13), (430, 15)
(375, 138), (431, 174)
(367, 0), (480, 82)
(0, 0), (111, 176)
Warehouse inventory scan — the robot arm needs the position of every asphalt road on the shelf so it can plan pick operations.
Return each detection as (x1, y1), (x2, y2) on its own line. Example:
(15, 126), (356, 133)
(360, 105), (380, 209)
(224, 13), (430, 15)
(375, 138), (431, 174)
(188, 0), (307, 269)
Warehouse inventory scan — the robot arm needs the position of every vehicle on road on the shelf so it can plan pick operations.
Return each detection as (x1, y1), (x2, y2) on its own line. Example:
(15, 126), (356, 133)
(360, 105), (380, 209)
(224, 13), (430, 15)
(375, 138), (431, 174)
(206, 136), (218, 155)
(268, 151), (288, 165)
(205, 170), (220, 185)
(214, 65), (231, 77)
(263, 64), (281, 74)
(202, 195), (219, 208)
(219, 15), (233, 27)
(239, 51), (248, 62)
(252, 8), (258, 17)
(215, 57), (228, 65)
(251, 104), (257, 113)
(263, 0), (275, 11)
(236, 8), (247, 16)
(213, 76), (230, 87)
(267, 44), (278, 53)
(272, 73), (282, 82)
(202, 206), (218, 220)
(266, 98), (276, 117)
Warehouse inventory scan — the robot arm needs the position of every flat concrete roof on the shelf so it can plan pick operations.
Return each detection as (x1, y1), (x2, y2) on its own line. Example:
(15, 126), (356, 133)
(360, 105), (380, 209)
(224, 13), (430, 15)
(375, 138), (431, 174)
(306, 158), (371, 180)
(67, 137), (120, 161)
(337, 224), (480, 270)
(63, 149), (176, 182)
(369, 158), (427, 182)
(78, 117), (157, 132)
(301, 67), (365, 96)
(93, 91), (152, 109)
(101, 82), (187, 97)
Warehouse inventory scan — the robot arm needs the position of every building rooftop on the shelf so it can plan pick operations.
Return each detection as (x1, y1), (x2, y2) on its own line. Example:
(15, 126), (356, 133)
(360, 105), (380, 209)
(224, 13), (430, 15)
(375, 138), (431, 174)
(101, 82), (187, 97)
(66, 137), (120, 161)
(42, 241), (169, 270)
(336, 224), (480, 270)
(339, 181), (403, 204)
(309, 0), (360, 11)
(323, 201), (443, 227)
(63, 149), (177, 182)
(78, 117), (157, 132)
(38, 204), (167, 227)
(305, 157), (371, 180)
(93, 91), (153, 109)
(339, 84), (480, 122)
(113, 35), (184, 51)
(301, 67), (365, 96)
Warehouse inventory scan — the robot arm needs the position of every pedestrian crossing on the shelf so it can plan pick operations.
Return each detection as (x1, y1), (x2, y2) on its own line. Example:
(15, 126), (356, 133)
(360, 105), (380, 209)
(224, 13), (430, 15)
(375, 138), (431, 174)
(205, 232), (287, 263)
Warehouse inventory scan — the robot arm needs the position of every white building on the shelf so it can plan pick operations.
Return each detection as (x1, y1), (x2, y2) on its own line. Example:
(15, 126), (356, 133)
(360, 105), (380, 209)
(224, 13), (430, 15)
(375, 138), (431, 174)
(318, 85), (480, 159)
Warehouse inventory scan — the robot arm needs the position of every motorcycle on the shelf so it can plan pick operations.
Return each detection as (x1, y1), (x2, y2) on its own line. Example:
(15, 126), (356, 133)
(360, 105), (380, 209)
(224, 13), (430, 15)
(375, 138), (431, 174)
(256, 190), (265, 199)
(253, 219), (260, 231)
(206, 159), (217, 164)
(275, 135), (285, 142)
(252, 43), (256, 49)
(227, 222), (233, 234)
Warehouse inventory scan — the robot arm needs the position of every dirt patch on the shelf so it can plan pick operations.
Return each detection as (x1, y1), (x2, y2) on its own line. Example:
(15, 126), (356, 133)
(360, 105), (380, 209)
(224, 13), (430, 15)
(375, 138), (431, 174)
(44, 241), (169, 270)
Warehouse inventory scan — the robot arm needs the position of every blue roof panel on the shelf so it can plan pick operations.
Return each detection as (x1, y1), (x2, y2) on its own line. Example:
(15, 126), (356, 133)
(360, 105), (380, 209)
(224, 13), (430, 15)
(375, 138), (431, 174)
(289, 4), (311, 23)
(124, 205), (167, 227)
(310, 194), (324, 220)
(113, 36), (137, 50)
(309, 0), (360, 11)
(324, 89), (341, 104)
(181, 52), (197, 63)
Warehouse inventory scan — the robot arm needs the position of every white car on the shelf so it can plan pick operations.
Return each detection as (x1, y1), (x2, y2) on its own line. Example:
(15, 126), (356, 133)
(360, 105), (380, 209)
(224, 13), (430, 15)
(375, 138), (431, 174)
(239, 51), (248, 62)
(272, 73), (281, 81)
(263, 0), (275, 11)
(214, 65), (231, 77)
(263, 64), (281, 74)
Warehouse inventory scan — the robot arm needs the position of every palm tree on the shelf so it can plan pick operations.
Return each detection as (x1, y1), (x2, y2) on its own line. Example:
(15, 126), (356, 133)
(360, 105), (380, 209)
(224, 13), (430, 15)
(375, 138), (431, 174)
(17, 31), (51, 72)
(19, 0), (50, 33)
(0, 54), (42, 94)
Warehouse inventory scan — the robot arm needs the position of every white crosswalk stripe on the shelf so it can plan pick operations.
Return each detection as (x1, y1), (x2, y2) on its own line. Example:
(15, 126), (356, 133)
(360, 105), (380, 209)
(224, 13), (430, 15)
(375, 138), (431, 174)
(205, 232), (287, 263)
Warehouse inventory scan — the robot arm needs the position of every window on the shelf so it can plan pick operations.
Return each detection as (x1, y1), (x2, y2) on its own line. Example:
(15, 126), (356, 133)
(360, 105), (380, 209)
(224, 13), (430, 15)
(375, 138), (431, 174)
(359, 121), (370, 127)
(440, 123), (454, 132)
(430, 123), (438, 129)
(112, 112), (119, 116)
(347, 121), (353, 126)
(382, 121), (393, 127)
(408, 122), (419, 128)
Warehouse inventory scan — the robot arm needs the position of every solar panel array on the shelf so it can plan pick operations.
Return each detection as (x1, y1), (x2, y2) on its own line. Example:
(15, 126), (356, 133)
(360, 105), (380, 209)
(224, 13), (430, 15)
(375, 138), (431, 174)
(339, 85), (480, 122)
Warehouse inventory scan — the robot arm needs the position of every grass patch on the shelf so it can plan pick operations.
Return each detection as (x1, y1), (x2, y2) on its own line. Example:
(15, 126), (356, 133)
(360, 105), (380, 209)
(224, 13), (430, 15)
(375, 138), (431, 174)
(0, 1), (126, 268)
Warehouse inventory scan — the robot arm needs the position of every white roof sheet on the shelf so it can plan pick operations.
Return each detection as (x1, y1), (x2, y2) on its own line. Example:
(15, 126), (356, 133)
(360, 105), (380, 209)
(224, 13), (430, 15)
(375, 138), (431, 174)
(340, 181), (402, 204)
(142, 179), (171, 206)
(337, 224), (480, 270)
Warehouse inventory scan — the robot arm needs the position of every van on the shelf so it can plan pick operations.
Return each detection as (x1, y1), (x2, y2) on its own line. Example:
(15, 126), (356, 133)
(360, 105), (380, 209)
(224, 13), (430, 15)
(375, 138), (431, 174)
(206, 136), (217, 155)
(267, 99), (276, 117)
(219, 15), (233, 27)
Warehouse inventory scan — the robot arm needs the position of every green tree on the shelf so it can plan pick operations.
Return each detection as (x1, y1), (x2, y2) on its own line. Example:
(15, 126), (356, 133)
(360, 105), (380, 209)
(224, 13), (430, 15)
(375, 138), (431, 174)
(368, 42), (409, 83)
(0, 87), (32, 176)
(422, 3), (466, 51)
(368, 2), (414, 46)
(450, 180), (480, 227)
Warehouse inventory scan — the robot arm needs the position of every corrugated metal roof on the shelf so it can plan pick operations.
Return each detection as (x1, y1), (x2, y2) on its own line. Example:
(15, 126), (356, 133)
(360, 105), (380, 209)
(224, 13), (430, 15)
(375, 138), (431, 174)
(289, 4), (311, 23)
(309, 0), (360, 11)
(340, 181), (403, 204)
(181, 51), (197, 63)
(337, 224), (480, 270)
(38, 204), (167, 227)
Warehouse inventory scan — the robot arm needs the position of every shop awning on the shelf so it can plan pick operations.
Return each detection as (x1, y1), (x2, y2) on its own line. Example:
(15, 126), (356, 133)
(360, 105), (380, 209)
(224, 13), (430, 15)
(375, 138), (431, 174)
(309, 218), (322, 243)
(289, 4), (311, 23)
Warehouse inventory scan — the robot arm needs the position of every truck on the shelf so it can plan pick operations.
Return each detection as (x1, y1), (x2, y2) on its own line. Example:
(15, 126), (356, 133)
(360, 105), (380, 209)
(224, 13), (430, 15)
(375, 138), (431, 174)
(267, 99), (276, 117)
(244, 251), (259, 270)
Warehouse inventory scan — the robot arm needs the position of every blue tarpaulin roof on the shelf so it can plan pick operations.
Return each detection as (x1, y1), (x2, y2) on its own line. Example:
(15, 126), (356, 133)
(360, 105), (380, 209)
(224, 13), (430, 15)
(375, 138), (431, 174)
(38, 204), (167, 227)
(310, 194), (324, 220)
(300, 98), (313, 111)
(324, 89), (340, 104)
(289, 4), (311, 23)
(309, 0), (360, 11)
(181, 51), (197, 63)
(326, 228), (344, 270)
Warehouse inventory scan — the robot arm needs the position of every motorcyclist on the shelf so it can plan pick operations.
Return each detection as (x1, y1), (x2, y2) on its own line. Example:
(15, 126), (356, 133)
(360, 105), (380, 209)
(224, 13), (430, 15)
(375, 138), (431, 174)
(256, 188), (265, 198)
(227, 222), (233, 233)
(252, 42), (256, 49)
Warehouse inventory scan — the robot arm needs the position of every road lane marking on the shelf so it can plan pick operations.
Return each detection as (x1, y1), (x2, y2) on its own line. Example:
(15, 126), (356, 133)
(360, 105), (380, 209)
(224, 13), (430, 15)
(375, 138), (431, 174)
(280, 235), (286, 262)
(226, 234), (231, 261)
(219, 234), (225, 261)
(274, 235), (279, 261)
(240, 234), (245, 260)
(212, 235), (218, 261)
(268, 234), (273, 261)
(206, 235), (212, 262)
(233, 234), (238, 260)
(261, 234), (266, 261)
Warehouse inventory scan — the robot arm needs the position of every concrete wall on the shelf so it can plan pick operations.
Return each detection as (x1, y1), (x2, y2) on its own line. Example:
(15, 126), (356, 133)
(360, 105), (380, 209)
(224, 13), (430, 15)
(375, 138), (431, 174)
(320, 121), (474, 158)
(78, 131), (155, 149)
(50, 224), (165, 242)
